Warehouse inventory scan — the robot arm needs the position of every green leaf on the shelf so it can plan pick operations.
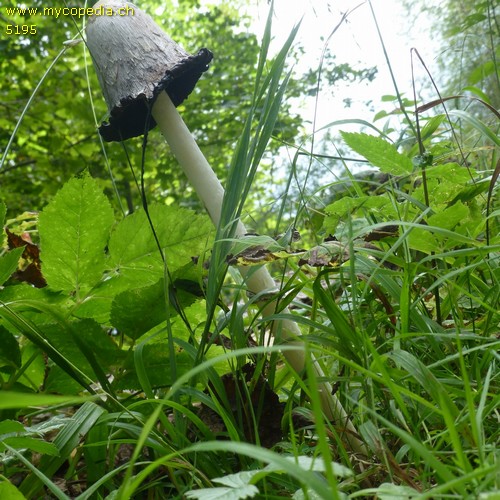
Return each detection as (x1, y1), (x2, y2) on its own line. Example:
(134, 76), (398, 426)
(110, 279), (168, 340)
(313, 271), (363, 364)
(0, 436), (59, 456)
(225, 234), (284, 257)
(0, 392), (91, 410)
(427, 162), (476, 183)
(42, 319), (123, 394)
(462, 85), (491, 104)
(0, 283), (67, 314)
(449, 109), (500, 147)
(420, 115), (446, 142)
(38, 174), (114, 297)
(113, 340), (192, 391)
(298, 241), (348, 267)
(0, 247), (24, 286)
(183, 441), (334, 499)
(428, 202), (469, 231)
(19, 401), (106, 499)
(18, 343), (46, 392)
(215, 472), (260, 488)
(293, 490), (331, 500)
(372, 483), (420, 499)
(107, 204), (212, 288)
(0, 480), (27, 500)
(323, 195), (397, 234)
(0, 419), (25, 434)
(265, 456), (352, 477)
(389, 350), (459, 419)
(468, 60), (495, 85)
(408, 227), (439, 254)
(74, 205), (211, 323)
(185, 485), (258, 500)
(114, 301), (217, 391)
(341, 131), (413, 175)
(0, 325), (21, 370)
(185, 455), (347, 500)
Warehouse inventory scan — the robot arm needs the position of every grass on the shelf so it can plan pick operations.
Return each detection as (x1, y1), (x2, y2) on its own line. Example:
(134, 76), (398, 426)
(0, 1), (499, 499)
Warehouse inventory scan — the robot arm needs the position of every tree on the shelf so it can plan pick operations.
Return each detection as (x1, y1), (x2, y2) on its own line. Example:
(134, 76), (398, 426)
(1, 0), (375, 221)
(1, 0), (265, 215)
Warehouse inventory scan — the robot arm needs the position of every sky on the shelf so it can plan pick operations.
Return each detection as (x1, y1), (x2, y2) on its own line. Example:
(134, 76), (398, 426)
(246, 0), (438, 134)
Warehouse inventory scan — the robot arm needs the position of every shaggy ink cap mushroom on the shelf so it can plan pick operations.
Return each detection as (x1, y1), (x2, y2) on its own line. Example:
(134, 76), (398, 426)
(85, 1), (368, 456)
(85, 0), (213, 142)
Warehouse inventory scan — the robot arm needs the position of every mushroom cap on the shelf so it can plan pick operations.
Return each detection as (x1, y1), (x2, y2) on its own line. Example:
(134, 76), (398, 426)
(86, 0), (213, 142)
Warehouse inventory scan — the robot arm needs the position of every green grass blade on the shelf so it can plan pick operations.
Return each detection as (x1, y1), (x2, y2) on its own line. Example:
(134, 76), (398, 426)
(19, 402), (106, 498)
(4, 445), (70, 500)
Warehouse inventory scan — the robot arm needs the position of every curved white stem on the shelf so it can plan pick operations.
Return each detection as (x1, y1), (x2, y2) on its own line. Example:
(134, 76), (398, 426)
(152, 90), (367, 455)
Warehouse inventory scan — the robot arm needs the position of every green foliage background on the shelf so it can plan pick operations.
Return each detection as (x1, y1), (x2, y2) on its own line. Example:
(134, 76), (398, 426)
(0, 0), (373, 218)
(0, 0), (498, 498)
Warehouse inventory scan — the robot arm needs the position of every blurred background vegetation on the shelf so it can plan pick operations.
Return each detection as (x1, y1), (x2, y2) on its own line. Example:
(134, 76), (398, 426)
(0, 0), (372, 218)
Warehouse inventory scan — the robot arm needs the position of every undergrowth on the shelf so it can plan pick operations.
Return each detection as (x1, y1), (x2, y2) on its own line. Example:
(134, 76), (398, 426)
(0, 1), (499, 499)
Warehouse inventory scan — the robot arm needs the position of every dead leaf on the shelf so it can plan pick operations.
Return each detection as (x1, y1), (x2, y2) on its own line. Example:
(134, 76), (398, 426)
(6, 228), (46, 287)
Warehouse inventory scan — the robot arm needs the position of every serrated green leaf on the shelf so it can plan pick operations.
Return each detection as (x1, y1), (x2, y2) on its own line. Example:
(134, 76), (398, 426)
(0, 247), (24, 286)
(427, 162), (476, 183)
(0, 325), (21, 370)
(341, 131), (413, 175)
(0, 480), (27, 500)
(323, 195), (397, 235)
(38, 174), (114, 297)
(107, 204), (212, 288)
(76, 206), (210, 324)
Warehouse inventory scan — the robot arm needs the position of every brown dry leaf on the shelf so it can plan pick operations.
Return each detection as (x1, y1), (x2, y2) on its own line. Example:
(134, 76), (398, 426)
(298, 240), (349, 267)
(6, 228), (46, 287)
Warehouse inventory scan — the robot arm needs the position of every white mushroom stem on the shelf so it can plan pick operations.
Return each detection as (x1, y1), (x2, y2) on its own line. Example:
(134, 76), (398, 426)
(152, 90), (367, 455)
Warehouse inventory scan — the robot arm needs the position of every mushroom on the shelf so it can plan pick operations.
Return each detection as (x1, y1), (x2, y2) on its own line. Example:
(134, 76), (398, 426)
(85, 0), (366, 455)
